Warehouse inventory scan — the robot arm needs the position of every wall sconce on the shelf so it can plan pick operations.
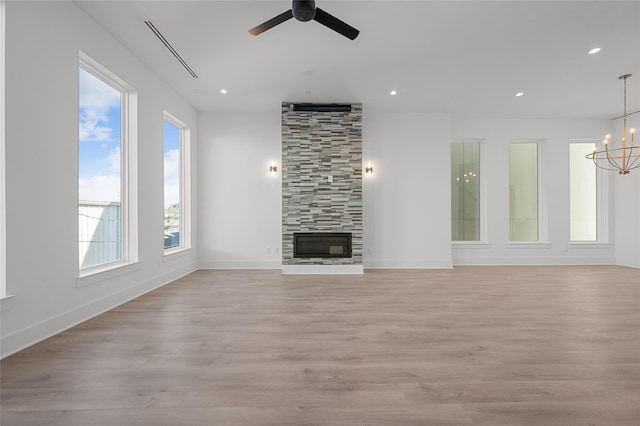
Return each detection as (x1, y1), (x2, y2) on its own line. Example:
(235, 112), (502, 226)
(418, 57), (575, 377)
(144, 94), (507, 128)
(269, 161), (278, 175)
(365, 161), (373, 175)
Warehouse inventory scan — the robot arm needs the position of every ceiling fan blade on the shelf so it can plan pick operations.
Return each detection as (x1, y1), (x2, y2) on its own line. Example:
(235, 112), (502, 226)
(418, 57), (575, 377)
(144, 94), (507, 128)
(248, 9), (294, 36)
(313, 7), (359, 40)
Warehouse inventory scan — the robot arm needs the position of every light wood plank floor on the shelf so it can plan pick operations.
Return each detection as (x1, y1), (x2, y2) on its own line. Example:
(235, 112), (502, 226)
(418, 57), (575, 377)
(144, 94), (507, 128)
(1, 266), (639, 425)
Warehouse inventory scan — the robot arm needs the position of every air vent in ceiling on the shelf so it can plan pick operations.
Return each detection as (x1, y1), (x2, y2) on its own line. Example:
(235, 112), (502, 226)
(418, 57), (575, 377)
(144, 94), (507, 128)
(144, 21), (198, 79)
(292, 103), (352, 112)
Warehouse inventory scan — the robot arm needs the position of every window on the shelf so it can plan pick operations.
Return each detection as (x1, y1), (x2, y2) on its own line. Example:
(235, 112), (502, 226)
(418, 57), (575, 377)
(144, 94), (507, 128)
(570, 142), (598, 241)
(509, 143), (539, 241)
(451, 142), (481, 241)
(163, 111), (190, 253)
(78, 53), (137, 273)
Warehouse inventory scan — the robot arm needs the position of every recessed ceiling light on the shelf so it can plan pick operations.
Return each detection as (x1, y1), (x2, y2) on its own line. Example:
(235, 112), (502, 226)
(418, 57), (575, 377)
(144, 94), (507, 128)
(220, 89), (228, 94)
(390, 90), (397, 96)
(588, 47), (601, 55)
(515, 92), (524, 97)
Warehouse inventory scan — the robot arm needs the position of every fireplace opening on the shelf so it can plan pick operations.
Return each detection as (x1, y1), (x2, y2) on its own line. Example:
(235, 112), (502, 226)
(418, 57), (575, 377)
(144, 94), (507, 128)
(293, 232), (352, 258)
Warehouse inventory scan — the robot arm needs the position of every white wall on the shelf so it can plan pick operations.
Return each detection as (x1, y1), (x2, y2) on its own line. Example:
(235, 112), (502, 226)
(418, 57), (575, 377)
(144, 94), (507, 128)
(363, 112), (453, 268)
(197, 110), (453, 270)
(0, 0), (6, 298)
(1, 1), (198, 358)
(451, 118), (616, 265)
(196, 113), (624, 270)
(198, 113), (625, 269)
(613, 112), (640, 268)
(198, 111), (282, 269)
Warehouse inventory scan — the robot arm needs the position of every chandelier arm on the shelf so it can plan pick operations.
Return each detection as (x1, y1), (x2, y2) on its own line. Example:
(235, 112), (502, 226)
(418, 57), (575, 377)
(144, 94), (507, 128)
(624, 150), (640, 170)
(592, 162), (610, 171)
(599, 159), (622, 172)
(595, 164), (617, 172)
(589, 151), (619, 172)
(604, 144), (624, 171)
(627, 160), (640, 171)
(587, 152), (604, 170)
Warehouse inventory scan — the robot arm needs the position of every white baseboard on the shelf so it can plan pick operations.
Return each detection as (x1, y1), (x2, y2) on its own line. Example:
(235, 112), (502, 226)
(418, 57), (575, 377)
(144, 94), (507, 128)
(199, 258), (282, 269)
(281, 264), (364, 274)
(0, 263), (197, 359)
(452, 256), (617, 266)
(364, 259), (454, 269)
(615, 261), (640, 269)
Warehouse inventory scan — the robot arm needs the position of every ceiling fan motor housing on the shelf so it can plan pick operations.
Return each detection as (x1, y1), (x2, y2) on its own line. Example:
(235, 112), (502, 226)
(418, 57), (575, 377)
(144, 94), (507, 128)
(248, 0), (359, 40)
(293, 0), (316, 21)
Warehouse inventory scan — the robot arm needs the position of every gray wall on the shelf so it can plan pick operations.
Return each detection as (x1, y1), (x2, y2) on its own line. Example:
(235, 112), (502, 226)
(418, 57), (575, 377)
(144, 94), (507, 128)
(281, 103), (363, 266)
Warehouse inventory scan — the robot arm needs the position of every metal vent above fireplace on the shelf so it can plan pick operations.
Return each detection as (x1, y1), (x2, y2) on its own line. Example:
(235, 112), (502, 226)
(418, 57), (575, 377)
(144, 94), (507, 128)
(293, 233), (352, 258)
(292, 103), (352, 112)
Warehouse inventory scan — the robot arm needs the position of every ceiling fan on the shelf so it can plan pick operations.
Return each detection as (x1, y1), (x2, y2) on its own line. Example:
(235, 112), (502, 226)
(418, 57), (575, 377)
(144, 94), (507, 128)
(248, 0), (359, 40)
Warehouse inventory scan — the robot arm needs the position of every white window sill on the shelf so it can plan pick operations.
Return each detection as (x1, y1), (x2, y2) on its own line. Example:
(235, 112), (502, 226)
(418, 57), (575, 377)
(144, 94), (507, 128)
(163, 247), (192, 262)
(77, 261), (140, 288)
(1, 294), (16, 312)
(508, 242), (552, 249)
(452, 242), (492, 249)
(568, 242), (613, 249)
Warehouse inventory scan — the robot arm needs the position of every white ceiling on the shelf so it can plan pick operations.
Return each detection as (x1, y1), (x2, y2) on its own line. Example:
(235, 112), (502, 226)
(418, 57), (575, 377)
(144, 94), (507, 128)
(75, 0), (640, 118)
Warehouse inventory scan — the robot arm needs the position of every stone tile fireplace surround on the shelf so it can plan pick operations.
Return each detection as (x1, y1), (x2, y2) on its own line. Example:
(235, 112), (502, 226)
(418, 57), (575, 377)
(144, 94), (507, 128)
(281, 102), (363, 274)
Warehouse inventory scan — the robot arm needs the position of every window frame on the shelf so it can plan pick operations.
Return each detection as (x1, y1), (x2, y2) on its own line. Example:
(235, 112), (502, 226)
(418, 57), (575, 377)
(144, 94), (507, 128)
(451, 139), (487, 244)
(569, 139), (610, 244)
(78, 51), (138, 281)
(508, 140), (547, 244)
(162, 110), (191, 256)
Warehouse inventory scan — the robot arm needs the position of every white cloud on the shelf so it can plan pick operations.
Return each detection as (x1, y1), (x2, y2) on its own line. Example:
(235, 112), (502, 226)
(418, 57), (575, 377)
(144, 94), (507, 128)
(79, 108), (113, 142)
(108, 147), (121, 173)
(164, 184), (180, 209)
(164, 149), (180, 208)
(79, 174), (120, 203)
(164, 149), (180, 179)
(79, 68), (120, 143)
(79, 68), (120, 111)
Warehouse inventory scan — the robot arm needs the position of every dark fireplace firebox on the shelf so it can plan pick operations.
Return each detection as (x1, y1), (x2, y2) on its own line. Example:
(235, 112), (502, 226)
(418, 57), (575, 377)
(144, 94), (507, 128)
(293, 232), (352, 258)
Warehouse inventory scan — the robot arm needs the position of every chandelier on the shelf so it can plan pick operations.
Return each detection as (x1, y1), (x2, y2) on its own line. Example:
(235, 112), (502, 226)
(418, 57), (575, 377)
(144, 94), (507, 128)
(587, 74), (639, 174)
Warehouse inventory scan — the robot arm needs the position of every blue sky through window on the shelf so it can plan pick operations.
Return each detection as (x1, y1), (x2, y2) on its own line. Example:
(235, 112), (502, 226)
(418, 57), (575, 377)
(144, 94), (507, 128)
(164, 120), (181, 249)
(164, 120), (180, 209)
(79, 67), (121, 202)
